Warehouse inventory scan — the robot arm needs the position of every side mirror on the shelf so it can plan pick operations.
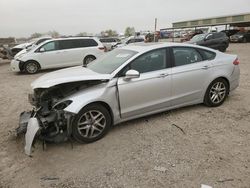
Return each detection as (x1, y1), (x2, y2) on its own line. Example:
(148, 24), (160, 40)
(39, 47), (45, 52)
(124, 70), (140, 80)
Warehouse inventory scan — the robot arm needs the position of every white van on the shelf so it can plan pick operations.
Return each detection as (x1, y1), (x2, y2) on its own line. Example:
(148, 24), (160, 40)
(10, 37), (106, 74)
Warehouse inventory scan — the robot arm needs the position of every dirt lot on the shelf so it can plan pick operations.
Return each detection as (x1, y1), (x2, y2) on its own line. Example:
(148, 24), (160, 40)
(0, 43), (250, 188)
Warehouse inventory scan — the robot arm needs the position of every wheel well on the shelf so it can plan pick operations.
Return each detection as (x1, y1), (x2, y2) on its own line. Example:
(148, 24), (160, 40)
(212, 77), (230, 92)
(84, 55), (96, 62)
(85, 101), (114, 125)
(20, 60), (41, 71)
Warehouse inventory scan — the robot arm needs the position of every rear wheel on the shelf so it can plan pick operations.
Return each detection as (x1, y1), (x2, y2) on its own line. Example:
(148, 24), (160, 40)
(204, 78), (229, 107)
(72, 104), (111, 143)
(83, 56), (96, 66)
(243, 38), (247, 43)
(24, 61), (40, 74)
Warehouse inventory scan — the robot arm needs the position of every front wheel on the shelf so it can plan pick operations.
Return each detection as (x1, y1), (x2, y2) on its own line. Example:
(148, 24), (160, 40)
(24, 61), (40, 74)
(204, 78), (229, 107)
(72, 104), (111, 143)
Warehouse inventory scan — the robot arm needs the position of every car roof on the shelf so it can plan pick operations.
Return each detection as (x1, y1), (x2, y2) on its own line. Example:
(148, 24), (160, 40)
(46, 37), (99, 42)
(121, 42), (214, 53)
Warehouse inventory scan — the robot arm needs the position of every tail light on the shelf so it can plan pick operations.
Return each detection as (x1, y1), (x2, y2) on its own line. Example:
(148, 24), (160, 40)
(233, 58), (240, 65)
(98, 46), (107, 52)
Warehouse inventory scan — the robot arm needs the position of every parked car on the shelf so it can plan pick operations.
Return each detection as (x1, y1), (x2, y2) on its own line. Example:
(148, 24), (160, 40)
(230, 31), (250, 43)
(188, 32), (229, 52)
(221, 29), (240, 37)
(180, 29), (203, 42)
(11, 37), (105, 74)
(16, 42), (240, 155)
(112, 36), (144, 48)
(99, 37), (120, 51)
(11, 37), (52, 57)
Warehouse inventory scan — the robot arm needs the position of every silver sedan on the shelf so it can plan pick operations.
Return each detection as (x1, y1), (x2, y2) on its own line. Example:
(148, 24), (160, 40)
(17, 42), (240, 155)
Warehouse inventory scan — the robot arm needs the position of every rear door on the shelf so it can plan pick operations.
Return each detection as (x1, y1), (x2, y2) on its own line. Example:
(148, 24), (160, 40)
(117, 48), (172, 118)
(170, 47), (214, 106)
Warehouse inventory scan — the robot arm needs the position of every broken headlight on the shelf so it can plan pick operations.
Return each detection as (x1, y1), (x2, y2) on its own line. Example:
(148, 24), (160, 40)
(53, 100), (72, 110)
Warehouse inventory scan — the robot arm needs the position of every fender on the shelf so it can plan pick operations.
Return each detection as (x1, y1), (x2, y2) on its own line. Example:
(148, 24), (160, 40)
(64, 78), (121, 124)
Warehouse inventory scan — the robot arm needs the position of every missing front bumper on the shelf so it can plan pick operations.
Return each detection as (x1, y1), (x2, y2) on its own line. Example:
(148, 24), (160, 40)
(25, 118), (40, 156)
(17, 111), (40, 156)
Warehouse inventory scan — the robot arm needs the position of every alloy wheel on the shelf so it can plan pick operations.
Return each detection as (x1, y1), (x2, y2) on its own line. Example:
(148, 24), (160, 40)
(209, 81), (226, 104)
(77, 110), (106, 139)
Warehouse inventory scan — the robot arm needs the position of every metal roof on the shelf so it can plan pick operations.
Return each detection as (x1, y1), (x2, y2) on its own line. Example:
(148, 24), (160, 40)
(161, 12), (250, 30)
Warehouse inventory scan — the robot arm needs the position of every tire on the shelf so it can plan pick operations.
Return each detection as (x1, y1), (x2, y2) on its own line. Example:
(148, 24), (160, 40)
(83, 56), (96, 66)
(24, 61), (40, 74)
(243, 38), (247, 43)
(204, 78), (229, 107)
(72, 104), (111, 143)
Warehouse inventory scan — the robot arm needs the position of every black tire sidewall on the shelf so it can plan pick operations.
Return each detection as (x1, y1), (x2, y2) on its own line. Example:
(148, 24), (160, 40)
(204, 78), (229, 107)
(83, 56), (96, 66)
(24, 61), (39, 74)
(72, 104), (111, 143)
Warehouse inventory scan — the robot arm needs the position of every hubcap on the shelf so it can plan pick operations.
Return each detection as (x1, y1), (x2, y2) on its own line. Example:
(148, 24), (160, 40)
(26, 63), (37, 73)
(209, 82), (226, 104)
(77, 110), (106, 138)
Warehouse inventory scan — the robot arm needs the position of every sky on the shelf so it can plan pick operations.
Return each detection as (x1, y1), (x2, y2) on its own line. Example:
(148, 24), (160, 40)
(0, 0), (250, 37)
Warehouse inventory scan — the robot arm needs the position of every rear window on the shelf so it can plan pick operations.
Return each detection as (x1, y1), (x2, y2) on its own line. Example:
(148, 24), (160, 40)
(81, 39), (98, 47)
(213, 32), (226, 38)
(197, 49), (216, 60)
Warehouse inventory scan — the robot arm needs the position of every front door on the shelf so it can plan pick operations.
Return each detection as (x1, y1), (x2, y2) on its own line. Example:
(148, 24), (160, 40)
(35, 41), (63, 68)
(117, 48), (172, 118)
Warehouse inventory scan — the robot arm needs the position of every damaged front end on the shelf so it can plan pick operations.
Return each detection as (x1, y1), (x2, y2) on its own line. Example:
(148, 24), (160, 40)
(16, 81), (103, 156)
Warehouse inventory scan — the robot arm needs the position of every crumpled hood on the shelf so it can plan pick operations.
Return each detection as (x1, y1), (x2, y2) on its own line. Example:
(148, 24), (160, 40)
(31, 66), (111, 89)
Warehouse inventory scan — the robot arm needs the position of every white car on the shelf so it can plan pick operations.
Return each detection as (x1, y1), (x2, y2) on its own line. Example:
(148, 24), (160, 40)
(10, 36), (52, 57)
(17, 42), (240, 155)
(99, 38), (120, 51)
(11, 37), (105, 74)
(113, 36), (145, 49)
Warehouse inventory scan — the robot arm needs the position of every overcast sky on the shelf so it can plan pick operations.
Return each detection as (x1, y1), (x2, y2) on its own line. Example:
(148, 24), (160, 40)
(0, 0), (250, 37)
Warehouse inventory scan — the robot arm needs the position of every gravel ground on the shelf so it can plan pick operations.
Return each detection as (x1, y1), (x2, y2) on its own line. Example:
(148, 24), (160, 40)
(0, 43), (250, 188)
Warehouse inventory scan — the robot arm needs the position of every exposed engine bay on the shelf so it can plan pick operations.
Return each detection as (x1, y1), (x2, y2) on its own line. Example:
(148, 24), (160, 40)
(16, 80), (106, 155)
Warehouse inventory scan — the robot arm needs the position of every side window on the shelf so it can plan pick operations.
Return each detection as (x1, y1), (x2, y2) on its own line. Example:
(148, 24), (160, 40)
(81, 39), (98, 47)
(205, 34), (213, 40)
(126, 39), (132, 44)
(197, 49), (216, 60)
(173, 47), (203, 67)
(41, 41), (57, 51)
(59, 40), (76, 50)
(130, 49), (167, 73)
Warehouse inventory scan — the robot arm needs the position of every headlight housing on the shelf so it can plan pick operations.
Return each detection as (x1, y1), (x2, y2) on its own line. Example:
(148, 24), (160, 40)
(53, 100), (72, 110)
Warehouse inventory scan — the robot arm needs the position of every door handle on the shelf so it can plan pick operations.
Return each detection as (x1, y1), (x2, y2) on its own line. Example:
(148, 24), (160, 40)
(201, 65), (210, 70)
(158, 73), (169, 78)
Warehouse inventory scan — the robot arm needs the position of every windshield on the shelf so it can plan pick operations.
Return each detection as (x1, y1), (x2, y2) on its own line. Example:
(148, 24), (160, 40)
(191, 34), (206, 42)
(87, 49), (138, 74)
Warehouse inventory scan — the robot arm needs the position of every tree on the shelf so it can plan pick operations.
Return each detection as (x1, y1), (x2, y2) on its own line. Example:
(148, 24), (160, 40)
(47, 30), (60, 38)
(100, 29), (118, 37)
(30, 32), (43, 38)
(76, 32), (89, 37)
(125, 27), (135, 37)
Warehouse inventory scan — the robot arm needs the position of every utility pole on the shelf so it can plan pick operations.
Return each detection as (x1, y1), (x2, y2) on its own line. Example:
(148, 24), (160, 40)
(154, 18), (157, 42)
